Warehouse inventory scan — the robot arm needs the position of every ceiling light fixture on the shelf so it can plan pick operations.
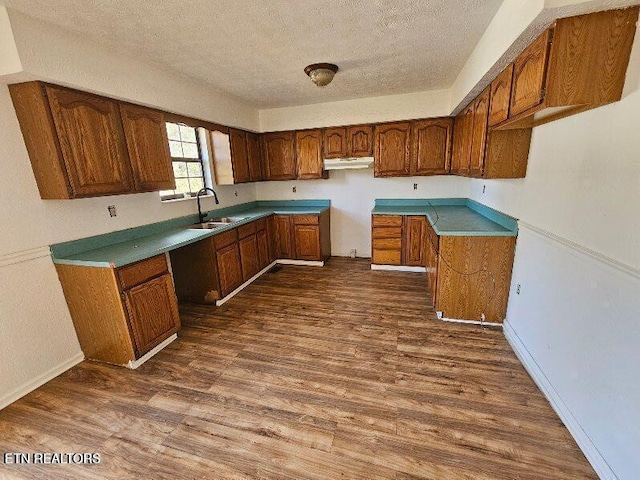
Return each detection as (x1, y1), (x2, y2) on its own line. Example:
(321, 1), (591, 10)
(304, 63), (339, 87)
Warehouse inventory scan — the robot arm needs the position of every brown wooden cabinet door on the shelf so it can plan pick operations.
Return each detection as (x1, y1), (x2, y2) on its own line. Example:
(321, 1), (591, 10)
(246, 132), (263, 182)
(424, 222), (439, 306)
(510, 30), (551, 117)
(119, 104), (174, 192)
(261, 131), (297, 180)
(294, 225), (321, 261)
(267, 215), (277, 262)
(323, 127), (347, 158)
(274, 215), (294, 258)
(374, 121), (411, 177)
(239, 234), (260, 281)
(124, 273), (180, 356)
(489, 64), (514, 126)
(347, 125), (374, 157)
(469, 87), (491, 178)
(256, 229), (270, 269)
(229, 129), (251, 183)
(216, 243), (244, 297)
(45, 85), (133, 196)
(296, 129), (324, 180)
(402, 216), (426, 266)
(411, 118), (453, 175)
(450, 103), (474, 176)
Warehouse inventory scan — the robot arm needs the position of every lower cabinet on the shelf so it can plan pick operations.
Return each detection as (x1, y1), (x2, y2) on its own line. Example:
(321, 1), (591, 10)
(239, 235), (260, 281)
(171, 211), (331, 305)
(371, 215), (425, 267)
(424, 224), (516, 323)
(275, 213), (331, 262)
(216, 243), (244, 297)
(56, 254), (181, 366)
(274, 215), (294, 259)
(124, 273), (181, 356)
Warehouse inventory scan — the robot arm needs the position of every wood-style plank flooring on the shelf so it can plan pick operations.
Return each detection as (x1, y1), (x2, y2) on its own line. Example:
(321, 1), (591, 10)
(0, 258), (596, 479)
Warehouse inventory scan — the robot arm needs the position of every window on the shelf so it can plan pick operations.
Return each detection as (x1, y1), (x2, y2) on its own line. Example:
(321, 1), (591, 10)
(160, 122), (206, 200)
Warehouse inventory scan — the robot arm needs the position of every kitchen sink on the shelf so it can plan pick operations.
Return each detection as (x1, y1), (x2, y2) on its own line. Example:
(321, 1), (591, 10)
(190, 215), (250, 230)
(210, 216), (249, 223)
(190, 221), (229, 230)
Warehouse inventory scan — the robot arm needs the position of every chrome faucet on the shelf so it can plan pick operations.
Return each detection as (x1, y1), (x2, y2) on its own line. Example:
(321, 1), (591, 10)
(196, 187), (220, 223)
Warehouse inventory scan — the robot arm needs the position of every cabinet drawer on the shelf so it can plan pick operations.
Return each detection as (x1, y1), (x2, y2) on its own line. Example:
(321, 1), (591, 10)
(372, 249), (402, 265)
(292, 214), (319, 225)
(118, 254), (168, 290)
(372, 238), (402, 249)
(372, 215), (403, 227)
(372, 227), (402, 239)
(214, 228), (238, 249)
(237, 222), (257, 239)
(254, 217), (267, 231)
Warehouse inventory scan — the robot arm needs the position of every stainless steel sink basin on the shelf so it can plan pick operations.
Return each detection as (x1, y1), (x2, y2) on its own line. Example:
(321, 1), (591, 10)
(190, 215), (249, 230)
(210, 216), (248, 223)
(190, 222), (229, 230)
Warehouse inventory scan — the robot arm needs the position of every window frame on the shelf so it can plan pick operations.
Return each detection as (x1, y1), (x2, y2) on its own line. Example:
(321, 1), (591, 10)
(160, 122), (208, 201)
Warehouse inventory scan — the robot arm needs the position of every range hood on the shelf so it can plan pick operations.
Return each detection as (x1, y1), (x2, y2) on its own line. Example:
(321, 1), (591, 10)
(323, 157), (374, 170)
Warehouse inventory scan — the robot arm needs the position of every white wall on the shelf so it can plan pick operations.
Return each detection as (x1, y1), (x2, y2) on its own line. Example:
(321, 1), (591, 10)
(256, 172), (471, 257)
(259, 89), (451, 131)
(0, 9), (259, 408)
(471, 44), (640, 477)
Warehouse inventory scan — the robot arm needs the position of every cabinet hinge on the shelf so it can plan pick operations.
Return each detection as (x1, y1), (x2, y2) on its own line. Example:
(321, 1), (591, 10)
(540, 87), (546, 100)
(548, 28), (555, 44)
(120, 292), (126, 301)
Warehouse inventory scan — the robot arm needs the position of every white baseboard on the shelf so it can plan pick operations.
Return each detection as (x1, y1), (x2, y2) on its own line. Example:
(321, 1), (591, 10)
(0, 352), (84, 410)
(503, 319), (616, 480)
(127, 334), (177, 369)
(276, 259), (324, 267)
(439, 316), (503, 328)
(371, 264), (426, 272)
(216, 261), (278, 306)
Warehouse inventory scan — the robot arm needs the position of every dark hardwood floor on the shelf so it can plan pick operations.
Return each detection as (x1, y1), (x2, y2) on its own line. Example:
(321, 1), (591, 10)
(0, 258), (596, 479)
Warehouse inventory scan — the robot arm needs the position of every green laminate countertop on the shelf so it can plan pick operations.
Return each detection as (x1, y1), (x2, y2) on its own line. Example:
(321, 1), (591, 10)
(51, 200), (330, 268)
(372, 198), (517, 237)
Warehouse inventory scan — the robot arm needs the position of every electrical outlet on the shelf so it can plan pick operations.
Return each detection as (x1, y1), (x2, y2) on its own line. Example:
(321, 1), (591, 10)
(107, 205), (117, 217)
(349, 249), (357, 258)
(516, 284), (521, 295)
(234, 190), (238, 197)
(292, 186), (297, 193)
(413, 183), (418, 190)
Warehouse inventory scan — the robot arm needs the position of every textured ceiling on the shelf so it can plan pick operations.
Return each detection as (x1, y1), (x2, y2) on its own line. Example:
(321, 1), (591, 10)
(2, 0), (503, 108)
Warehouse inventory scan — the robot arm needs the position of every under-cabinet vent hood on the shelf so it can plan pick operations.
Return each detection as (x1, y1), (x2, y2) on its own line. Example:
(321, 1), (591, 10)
(323, 157), (373, 170)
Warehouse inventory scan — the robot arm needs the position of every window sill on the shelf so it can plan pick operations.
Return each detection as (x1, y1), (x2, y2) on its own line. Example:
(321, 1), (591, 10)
(160, 194), (215, 204)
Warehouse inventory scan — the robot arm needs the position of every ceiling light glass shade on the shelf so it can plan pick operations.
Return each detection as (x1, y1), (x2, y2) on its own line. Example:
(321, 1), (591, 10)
(305, 63), (339, 87)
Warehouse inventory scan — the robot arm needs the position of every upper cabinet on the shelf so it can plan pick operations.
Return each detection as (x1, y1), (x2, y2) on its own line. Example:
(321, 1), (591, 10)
(469, 86), (490, 177)
(120, 104), (175, 192)
(488, 64), (514, 126)
(296, 129), (325, 180)
(509, 30), (551, 118)
(229, 128), (251, 183)
(450, 104), (474, 176)
(323, 127), (348, 158)
(322, 124), (373, 158)
(261, 131), (297, 181)
(10, 82), (136, 198)
(374, 121), (411, 177)
(411, 118), (453, 175)
(347, 125), (374, 157)
(9, 82), (180, 198)
(495, 7), (639, 130)
(246, 132), (263, 182)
